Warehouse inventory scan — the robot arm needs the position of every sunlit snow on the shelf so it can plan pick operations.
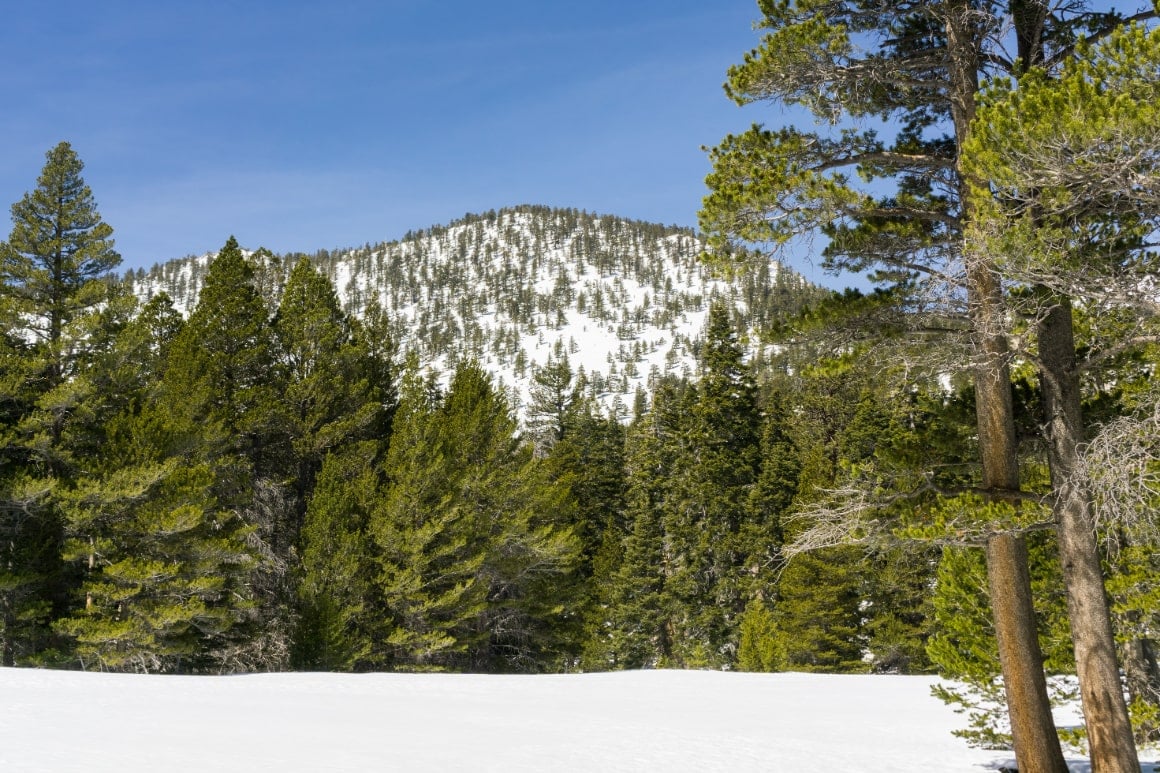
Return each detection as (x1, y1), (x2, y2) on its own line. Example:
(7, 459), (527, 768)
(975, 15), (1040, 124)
(3, 668), (1151, 772)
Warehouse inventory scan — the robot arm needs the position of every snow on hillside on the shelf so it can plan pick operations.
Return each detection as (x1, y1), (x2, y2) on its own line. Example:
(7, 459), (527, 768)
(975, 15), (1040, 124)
(2, 668), (1149, 772)
(130, 207), (808, 420)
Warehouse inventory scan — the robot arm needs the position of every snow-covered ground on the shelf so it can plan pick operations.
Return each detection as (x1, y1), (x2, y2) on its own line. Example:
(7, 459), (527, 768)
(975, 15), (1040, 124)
(2, 668), (1153, 772)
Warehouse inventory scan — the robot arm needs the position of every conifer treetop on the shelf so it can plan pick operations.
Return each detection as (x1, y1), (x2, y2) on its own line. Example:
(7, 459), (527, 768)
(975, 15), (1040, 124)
(0, 141), (120, 347)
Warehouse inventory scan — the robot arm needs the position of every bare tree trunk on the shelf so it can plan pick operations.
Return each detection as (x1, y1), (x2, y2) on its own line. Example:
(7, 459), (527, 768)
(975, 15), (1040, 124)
(968, 269), (1067, 772)
(948, 0), (1066, 761)
(1123, 634), (1160, 741)
(1038, 298), (1140, 773)
(1, 599), (13, 667)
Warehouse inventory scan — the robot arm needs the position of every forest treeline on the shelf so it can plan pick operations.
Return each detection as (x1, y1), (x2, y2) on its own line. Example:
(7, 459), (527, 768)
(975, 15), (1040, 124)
(0, 146), (934, 680)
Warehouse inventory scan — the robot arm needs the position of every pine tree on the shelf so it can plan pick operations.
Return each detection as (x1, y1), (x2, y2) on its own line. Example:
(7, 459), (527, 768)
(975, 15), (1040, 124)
(526, 354), (575, 451)
(54, 292), (254, 672)
(734, 393), (802, 671)
(163, 237), (284, 469)
(274, 257), (381, 533)
(86, 292), (184, 416)
(596, 308), (768, 670)
(835, 389), (940, 674)
(963, 24), (1160, 765)
(762, 365), (870, 673)
(350, 295), (397, 440)
(0, 142), (121, 665)
(928, 539), (1075, 748)
(742, 391), (800, 596)
(159, 237), (289, 670)
(371, 358), (488, 670)
(602, 380), (691, 668)
(772, 547), (867, 673)
(437, 363), (580, 671)
(372, 360), (579, 671)
(737, 598), (782, 672)
(56, 459), (256, 673)
(546, 400), (628, 668)
(861, 544), (938, 674)
(276, 261), (390, 671)
(549, 401), (627, 572)
(0, 297), (54, 665)
(1108, 536), (1160, 742)
(0, 142), (119, 384)
(294, 441), (379, 671)
(664, 302), (762, 666)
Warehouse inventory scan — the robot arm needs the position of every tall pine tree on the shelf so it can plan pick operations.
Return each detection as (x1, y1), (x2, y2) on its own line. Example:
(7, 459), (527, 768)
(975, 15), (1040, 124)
(0, 142), (120, 665)
(159, 237), (289, 670)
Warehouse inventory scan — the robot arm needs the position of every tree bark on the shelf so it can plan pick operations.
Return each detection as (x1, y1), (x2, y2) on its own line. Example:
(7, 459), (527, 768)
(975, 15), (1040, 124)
(947, 0), (1068, 766)
(1038, 297), (1140, 773)
(1, 600), (13, 667)
(1122, 634), (1160, 742)
(969, 265), (1067, 773)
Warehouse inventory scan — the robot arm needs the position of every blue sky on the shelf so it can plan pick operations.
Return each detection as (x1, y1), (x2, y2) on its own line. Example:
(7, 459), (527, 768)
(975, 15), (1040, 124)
(0, 1), (833, 280)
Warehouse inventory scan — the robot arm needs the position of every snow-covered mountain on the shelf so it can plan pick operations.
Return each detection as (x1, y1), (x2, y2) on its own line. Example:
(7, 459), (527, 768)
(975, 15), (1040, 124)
(128, 206), (819, 418)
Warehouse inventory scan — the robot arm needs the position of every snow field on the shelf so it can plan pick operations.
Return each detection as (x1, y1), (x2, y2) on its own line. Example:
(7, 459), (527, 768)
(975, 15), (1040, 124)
(3, 668), (1151, 772)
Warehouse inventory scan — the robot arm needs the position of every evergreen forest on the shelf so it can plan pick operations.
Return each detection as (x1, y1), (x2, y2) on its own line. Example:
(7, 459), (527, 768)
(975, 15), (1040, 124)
(4, 3), (1160, 772)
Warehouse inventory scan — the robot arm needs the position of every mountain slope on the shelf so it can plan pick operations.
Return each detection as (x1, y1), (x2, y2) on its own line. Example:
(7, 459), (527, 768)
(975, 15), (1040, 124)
(129, 205), (820, 418)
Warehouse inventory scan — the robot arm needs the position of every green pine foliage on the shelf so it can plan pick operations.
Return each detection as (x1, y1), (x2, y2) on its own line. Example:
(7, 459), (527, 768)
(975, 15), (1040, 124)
(275, 257), (383, 539)
(598, 306), (811, 671)
(56, 460), (255, 673)
(436, 363), (581, 671)
(0, 464), (57, 666)
(0, 299), (56, 665)
(549, 400), (627, 571)
(53, 285), (259, 672)
(158, 237), (291, 670)
(373, 360), (581, 672)
(372, 359), (487, 670)
(771, 547), (867, 673)
(163, 236), (284, 467)
(732, 396), (802, 672)
(1107, 537), (1160, 743)
(664, 302), (763, 666)
(602, 394), (677, 669)
(548, 401), (628, 669)
(350, 295), (397, 439)
(763, 366), (870, 673)
(0, 142), (122, 665)
(0, 142), (119, 378)
(928, 538), (1075, 749)
(737, 598), (782, 672)
(526, 354), (576, 451)
(294, 442), (379, 671)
